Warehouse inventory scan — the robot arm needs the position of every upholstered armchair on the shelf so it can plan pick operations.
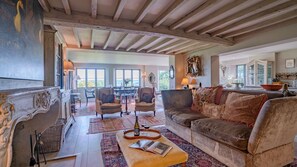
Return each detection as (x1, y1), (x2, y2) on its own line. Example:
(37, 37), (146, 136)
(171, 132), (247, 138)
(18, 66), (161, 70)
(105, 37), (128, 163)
(135, 87), (156, 116)
(95, 88), (122, 119)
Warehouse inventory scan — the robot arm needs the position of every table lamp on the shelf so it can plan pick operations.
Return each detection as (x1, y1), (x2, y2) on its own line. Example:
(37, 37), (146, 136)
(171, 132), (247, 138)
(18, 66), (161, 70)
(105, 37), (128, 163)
(190, 78), (197, 89)
(181, 77), (189, 89)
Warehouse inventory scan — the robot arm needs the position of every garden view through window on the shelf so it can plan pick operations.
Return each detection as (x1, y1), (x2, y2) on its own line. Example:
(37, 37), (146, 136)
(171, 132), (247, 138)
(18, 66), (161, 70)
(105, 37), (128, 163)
(159, 70), (169, 90)
(77, 68), (105, 88)
(115, 69), (140, 87)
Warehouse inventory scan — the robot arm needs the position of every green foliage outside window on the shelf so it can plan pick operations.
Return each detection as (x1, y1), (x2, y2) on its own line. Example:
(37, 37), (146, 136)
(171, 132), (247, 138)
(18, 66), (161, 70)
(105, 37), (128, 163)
(159, 71), (169, 90)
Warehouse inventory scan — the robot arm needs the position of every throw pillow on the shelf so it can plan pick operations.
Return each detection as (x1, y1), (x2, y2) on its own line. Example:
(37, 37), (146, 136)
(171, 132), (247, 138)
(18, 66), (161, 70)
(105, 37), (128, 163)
(191, 87), (218, 112)
(141, 93), (153, 103)
(202, 103), (225, 119)
(101, 94), (115, 103)
(222, 92), (268, 127)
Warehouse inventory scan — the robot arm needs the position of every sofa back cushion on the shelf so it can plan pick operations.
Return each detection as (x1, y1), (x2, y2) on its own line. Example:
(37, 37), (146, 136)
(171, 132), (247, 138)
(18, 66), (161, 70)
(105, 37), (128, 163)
(191, 86), (222, 112)
(219, 89), (283, 105)
(222, 92), (268, 126)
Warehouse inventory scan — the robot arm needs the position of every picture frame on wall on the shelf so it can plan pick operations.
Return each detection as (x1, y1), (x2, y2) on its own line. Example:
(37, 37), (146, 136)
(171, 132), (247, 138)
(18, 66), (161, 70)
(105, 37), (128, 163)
(285, 59), (295, 68)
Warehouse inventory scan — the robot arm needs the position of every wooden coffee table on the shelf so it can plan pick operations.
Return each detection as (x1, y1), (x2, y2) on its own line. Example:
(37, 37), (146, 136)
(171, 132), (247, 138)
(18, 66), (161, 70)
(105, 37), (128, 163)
(116, 130), (188, 167)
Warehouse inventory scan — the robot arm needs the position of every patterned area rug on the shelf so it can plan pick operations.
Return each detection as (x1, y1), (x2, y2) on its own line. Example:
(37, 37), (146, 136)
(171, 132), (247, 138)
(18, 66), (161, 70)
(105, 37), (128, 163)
(101, 127), (297, 167)
(88, 112), (165, 134)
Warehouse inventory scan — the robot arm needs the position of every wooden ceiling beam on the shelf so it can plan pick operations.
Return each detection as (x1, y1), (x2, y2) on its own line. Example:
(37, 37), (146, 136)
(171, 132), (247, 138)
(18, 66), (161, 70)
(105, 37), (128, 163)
(66, 45), (167, 55)
(103, 31), (112, 49)
(44, 10), (234, 45)
(166, 41), (199, 54)
(170, 0), (217, 30)
(175, 44), (214, 54)
(115, 33), (129, 50)
(212, 1), (297, 36)
(153, 0), (186, 28)
(224, 9), (297, 38)
(113, 0), (128, 21)
(126, 35), (145, 51)
(73, 28), (81, 48)
(147, 38), (178, 53)
(157, 40), (189, 53)
(196, 0), (285, 34)
(184, 0), (246, 32)
(91, 0), (98, 18)
(137, 37), (162, 52)
(51, 25), (67, 46)
(38, 0), (51, 12)
(62, 0), (71, 15)
(134, 0), (157, 24)
(90, 29), (95, 49)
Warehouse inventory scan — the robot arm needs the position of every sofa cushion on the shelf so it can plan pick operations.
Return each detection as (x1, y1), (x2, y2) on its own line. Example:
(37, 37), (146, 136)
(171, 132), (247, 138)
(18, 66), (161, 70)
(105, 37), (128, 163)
(165, 108), (192, 119)
(191, 87), (219, 112)
(191, 118), (252, 151)
(101, 103), (121, 109)
(222, 92), (268, 126)
(172, 111), (207, 127)
(202, 103), (225, 119)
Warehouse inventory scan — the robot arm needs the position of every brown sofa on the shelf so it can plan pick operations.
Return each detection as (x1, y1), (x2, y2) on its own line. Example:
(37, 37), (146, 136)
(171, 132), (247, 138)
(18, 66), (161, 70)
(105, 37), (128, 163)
(161, 89), (297, 167)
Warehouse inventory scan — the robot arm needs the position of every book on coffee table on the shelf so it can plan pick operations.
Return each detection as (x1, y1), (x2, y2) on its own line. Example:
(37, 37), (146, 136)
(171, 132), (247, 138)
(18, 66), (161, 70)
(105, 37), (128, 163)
(129, 140), (172, 157)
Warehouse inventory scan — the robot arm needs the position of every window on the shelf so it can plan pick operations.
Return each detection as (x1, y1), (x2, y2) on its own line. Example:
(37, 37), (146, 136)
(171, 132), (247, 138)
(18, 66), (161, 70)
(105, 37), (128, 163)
(77, 69), (86, 88)
(159, 70), (169, 90)
(236, 65), (246, 84)
(115, 69), (140, 87)
(76, 68), (105, 88)
(87, 69), (95, 87)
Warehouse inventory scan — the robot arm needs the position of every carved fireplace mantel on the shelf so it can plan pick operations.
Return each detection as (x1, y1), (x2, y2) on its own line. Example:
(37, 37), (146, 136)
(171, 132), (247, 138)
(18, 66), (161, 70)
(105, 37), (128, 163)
(0, 87), (60, 167)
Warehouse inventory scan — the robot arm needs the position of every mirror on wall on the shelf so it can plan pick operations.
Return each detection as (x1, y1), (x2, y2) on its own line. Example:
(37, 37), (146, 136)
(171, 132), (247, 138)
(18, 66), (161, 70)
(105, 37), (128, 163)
(169, 65), (175, 79)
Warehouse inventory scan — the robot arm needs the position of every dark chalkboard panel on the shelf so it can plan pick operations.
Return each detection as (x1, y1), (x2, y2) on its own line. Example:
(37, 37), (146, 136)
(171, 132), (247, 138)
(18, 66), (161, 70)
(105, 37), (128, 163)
(0, 0), (44, 81)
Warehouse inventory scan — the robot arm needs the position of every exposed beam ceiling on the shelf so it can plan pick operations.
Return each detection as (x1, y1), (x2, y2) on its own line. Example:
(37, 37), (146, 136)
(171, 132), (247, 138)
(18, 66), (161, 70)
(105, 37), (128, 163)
(224, 9), (297, 38)
(44, 10), (234, 46)
(67, 45), (166, 56)
(62, 0), (71, 15)
(153, 0), (186, 28)
(90, 29), (95, 49)
(147, 38), (178, 53)
(38, 0), (50, 12)
(157, 40), (188, 53)
(91, 0), (98, 18)
(134, 0), (157, 24)
(194, 0), (285, 34)
(137, 37), (161, 52)
(126, 35), (145, 51)
(73, 28), (81, 48)
(212, 1), (297, 36)
(166, 41), (199, 54)
(113, 0), (128, 21)
(184, 0), (246, 32)
(170, 0), (217, 30)
(103, 31), (112, 49)
(115, 33), (129, 50)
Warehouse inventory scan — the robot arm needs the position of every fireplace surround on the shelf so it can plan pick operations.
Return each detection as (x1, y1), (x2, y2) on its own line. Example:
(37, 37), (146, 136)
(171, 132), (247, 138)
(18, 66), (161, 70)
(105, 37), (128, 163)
(0, 87), (60, 167)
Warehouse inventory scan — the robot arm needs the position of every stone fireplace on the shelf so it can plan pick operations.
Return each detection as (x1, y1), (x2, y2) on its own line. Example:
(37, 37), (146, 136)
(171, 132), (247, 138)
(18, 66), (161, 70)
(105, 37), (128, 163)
(0, 87), (60, 167)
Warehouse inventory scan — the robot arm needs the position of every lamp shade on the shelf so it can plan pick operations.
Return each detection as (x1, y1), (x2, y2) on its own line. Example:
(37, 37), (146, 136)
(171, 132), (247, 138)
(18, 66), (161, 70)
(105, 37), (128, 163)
(181, 77), (189, 85)
(63, 60), (74, 71)
(190, 78), (197, 84)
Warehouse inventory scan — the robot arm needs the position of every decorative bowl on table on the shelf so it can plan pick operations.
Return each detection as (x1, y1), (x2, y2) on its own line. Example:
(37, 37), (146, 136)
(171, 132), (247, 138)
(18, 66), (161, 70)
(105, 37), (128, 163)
(261, 84), (283, 91)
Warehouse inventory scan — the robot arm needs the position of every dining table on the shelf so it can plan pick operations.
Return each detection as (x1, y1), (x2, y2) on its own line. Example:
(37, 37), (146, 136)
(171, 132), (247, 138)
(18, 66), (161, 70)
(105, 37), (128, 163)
(114, 87), (138, 115)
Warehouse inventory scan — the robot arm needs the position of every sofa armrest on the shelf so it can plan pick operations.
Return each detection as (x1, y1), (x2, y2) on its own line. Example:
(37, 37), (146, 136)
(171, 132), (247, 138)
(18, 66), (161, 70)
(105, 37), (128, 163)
(96, 99), (103, 114)
(161, 89), (192, 110)
(152, 97), (155, 103)
(248, 97), (297, 154)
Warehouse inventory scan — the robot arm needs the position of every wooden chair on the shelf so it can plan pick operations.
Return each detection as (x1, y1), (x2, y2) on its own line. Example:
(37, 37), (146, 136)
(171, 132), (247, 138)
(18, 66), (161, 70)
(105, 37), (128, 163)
(95, 87), (122, 119)
(135, 87), (156, 116)
(85, 88), (95, 106)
